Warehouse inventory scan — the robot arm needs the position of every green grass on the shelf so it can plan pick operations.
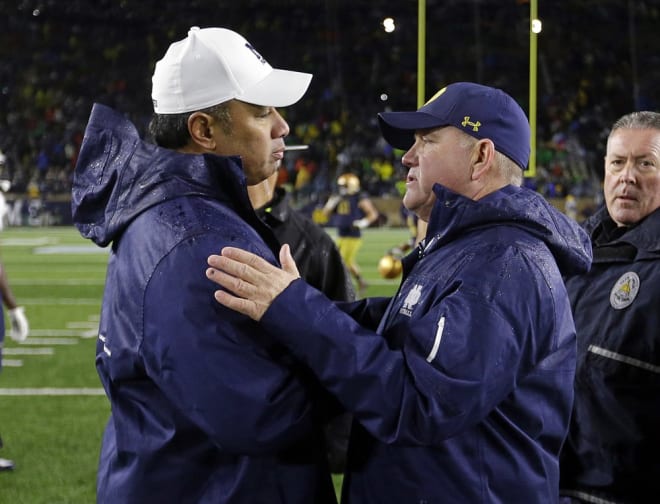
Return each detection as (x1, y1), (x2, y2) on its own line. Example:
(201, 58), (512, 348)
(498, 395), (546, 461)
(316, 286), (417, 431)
(0, 225), (410, 503)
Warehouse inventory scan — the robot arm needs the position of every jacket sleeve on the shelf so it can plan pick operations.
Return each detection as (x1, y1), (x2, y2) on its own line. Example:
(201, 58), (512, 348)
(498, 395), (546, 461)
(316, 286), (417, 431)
(141, 235), (318, 454)
(335, 297), (391, 331)
(259, 256), (554, 446)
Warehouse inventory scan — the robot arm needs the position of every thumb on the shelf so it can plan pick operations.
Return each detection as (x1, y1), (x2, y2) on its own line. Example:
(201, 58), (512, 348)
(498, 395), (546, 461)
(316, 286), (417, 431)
(279, 244), (300, 278)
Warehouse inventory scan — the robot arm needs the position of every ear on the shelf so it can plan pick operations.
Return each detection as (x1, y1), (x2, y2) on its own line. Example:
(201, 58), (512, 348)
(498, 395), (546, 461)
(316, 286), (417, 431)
(187, 112), (216, 150)
(469, 139), (495, 181)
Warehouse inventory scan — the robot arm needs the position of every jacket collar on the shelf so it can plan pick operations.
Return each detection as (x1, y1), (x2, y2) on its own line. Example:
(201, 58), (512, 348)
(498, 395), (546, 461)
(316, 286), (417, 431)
(587, 205), (660, 257)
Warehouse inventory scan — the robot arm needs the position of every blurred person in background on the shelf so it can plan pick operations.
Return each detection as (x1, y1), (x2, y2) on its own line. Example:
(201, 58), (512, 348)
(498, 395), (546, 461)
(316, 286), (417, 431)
(0, 151), (12, 231)
(0, 259), (29, 471)
(205, 82), (592, 503)
(249, 170), (355, 303)
(559, 111), (660, 503)
(71, 26), (339, 503)
(248, 170), (355, 473)
(322, 173), (379, 294)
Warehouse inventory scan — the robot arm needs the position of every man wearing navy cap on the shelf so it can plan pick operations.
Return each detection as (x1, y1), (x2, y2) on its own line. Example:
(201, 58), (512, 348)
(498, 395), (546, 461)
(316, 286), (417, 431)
(205, 82), (593, 502)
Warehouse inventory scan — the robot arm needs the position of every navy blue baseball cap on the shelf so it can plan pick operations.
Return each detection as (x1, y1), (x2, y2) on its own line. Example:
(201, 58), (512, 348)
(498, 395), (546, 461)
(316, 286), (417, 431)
(378, 82), (531, 170)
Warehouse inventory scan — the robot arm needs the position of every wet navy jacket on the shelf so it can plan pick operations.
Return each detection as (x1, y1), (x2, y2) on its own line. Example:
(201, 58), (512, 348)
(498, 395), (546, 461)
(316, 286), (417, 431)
(560, 206), (660, 503)
(71, 104), (336, 504)
(254, 184), (592, 503)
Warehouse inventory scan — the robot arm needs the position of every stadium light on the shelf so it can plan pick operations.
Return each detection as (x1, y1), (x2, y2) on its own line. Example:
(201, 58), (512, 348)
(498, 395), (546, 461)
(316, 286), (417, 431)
(382, 17), (395, 33)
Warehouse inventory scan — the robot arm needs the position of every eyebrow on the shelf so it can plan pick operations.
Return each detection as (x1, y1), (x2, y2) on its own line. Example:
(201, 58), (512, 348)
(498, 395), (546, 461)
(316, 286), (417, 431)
(415, 128), (438, 138)
(245, 103), (270, 114)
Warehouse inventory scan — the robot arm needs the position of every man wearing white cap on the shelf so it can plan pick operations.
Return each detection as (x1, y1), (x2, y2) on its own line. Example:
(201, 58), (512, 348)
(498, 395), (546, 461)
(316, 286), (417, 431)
(205, 82), (594, 502)
(72, 27), (338, 503)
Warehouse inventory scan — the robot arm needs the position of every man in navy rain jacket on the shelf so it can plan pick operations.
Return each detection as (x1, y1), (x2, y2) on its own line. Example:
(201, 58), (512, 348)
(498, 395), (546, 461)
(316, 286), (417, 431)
(559, 111), (660, 503)
(71, 27), (338, 503)
(206, 82), (593, 503)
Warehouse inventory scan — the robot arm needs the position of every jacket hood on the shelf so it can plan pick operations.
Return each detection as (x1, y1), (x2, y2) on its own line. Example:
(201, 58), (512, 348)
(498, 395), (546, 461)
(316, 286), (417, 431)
(72, 103), (251, 247)
(424, 184), (592, 275)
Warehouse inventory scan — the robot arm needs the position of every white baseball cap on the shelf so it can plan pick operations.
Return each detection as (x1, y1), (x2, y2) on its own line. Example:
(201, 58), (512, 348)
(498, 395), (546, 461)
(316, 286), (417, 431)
(151, 26), (313, 114)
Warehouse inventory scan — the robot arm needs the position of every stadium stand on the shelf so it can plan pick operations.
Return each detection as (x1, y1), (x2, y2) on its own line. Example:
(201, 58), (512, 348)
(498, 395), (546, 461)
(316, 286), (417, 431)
(0, 0), (658, 224)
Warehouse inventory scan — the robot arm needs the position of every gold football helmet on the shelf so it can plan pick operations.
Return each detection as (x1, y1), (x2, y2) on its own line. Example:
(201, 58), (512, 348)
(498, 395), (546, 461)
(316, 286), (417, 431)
(378, 254), (403, 279)
(337, 173), (361, 195)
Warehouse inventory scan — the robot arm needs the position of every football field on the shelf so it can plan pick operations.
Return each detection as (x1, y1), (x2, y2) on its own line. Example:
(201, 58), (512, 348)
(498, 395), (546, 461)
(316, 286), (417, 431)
(0, 225), (409, 503)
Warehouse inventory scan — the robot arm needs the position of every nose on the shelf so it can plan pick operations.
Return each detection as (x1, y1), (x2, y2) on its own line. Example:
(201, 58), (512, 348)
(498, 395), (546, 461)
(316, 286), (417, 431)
(273, 109), (290, 139)
(401, 144), (417, 167)
(619, 159), (637, 185)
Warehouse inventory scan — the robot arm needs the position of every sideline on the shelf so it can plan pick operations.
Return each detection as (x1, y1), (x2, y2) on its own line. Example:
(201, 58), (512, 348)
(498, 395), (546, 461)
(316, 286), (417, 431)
(0, 388), (106, 396)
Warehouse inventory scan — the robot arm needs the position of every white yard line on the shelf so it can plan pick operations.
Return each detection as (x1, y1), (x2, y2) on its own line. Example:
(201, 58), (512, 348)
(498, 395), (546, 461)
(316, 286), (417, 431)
(1, 359), (23, 367)
(66, 322), (100, 329)
(33, 245), (109, 254)
(21, 298), (101, 305)
(26, 329), (88, 336)
(0, 388), (106, 396)
(11, 279), (105, 285)
(19, 338), (79, 345)
(3, 348), (54, 355)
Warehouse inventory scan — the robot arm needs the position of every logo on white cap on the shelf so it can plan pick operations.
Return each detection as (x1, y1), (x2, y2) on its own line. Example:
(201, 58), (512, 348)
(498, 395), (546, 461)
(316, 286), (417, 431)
(245, 42), (267, 65)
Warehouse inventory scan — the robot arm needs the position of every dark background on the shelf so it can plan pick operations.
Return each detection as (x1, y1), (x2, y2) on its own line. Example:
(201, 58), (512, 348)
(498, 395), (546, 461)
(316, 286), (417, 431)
(0, 0), (658, 205)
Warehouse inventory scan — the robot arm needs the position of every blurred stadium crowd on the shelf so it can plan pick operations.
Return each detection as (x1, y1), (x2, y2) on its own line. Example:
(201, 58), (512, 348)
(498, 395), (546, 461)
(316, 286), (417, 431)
(0, 0), (658, 221)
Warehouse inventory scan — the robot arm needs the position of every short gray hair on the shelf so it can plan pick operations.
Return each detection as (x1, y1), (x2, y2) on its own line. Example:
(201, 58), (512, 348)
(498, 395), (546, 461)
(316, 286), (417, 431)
(610, 111), (660, 135)
(459, 132), (523, 186)
(496, 151), (523, 186)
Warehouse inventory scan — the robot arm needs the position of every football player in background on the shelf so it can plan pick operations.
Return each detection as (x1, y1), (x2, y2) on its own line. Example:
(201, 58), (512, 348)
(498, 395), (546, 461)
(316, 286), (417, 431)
(322, 173), (379, 294)
(0, 151), (12, 231)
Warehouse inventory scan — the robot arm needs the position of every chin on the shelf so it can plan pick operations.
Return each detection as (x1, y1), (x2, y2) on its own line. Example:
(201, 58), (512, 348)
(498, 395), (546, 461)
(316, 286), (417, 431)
(612, 211), (640, 227)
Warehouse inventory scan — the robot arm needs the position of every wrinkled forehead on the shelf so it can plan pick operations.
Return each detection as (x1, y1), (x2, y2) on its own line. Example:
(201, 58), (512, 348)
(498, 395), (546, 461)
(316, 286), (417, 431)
(606, 128), (660, 157)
